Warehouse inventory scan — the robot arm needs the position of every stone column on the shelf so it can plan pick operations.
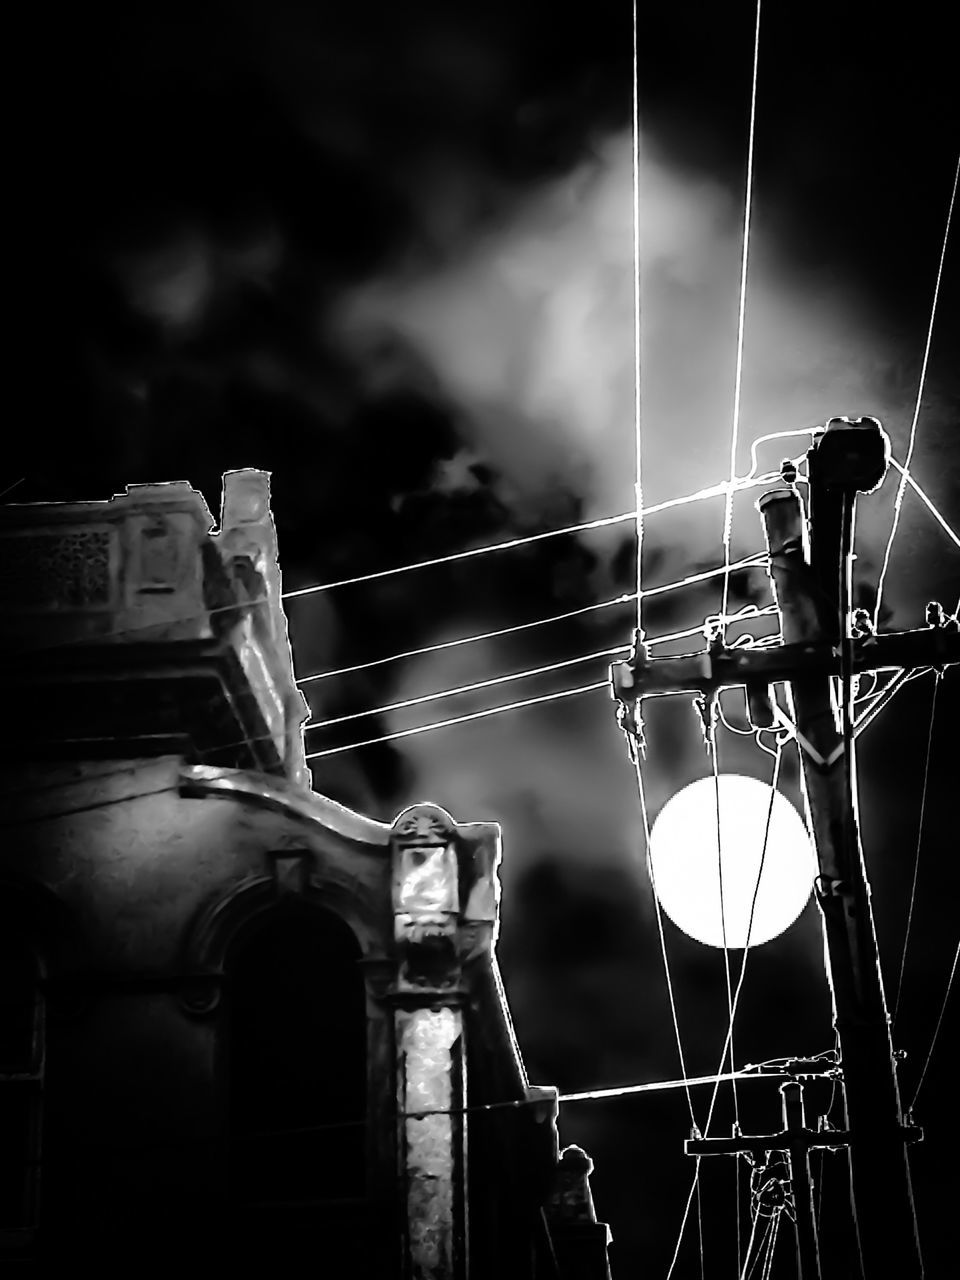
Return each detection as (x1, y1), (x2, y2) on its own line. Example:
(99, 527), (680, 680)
(390, 804), (501, 1280)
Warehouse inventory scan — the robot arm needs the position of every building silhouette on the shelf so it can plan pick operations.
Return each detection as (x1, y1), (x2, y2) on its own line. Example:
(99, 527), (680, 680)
(0, 470), (612, 1278)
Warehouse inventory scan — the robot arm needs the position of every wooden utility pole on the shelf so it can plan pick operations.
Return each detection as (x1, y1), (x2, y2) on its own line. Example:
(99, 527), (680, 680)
(757, 419), (922, 1278)
(687, 1075), (840, 1280)
(611, 418), (958, 1277)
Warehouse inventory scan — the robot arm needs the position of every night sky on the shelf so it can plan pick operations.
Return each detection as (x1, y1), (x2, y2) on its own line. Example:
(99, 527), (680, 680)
(16, 2), (959, 1274)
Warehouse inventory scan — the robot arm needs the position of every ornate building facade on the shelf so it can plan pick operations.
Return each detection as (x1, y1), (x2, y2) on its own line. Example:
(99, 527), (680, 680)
(0, 471), (612, 1277)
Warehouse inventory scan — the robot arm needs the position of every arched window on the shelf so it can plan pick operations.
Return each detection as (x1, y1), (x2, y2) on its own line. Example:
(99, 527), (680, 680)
(0, 928), (43, 1246)
(225, 905), (367, 1251)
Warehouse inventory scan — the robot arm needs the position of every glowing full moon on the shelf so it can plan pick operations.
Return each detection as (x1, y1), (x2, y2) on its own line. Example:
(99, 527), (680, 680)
(648, 773), (817, 949)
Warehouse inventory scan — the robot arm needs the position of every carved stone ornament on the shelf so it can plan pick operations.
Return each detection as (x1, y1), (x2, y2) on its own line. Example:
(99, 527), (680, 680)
(391, 805), (461, 990)
(392, 807), (455, 848)
(392, 807), (459, 927)
(135, 516), (182, 593)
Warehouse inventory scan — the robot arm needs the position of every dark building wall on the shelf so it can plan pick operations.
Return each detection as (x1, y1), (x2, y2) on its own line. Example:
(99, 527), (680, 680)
(1, 756), (396, 1272)
(1, 758), (611, 1278)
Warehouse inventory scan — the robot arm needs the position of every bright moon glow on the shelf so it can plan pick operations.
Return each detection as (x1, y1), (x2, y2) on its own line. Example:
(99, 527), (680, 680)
(648, 773), (817, 949)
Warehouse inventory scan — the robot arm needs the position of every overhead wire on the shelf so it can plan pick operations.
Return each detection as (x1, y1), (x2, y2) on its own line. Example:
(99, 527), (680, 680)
(304, 644), (629, 734)
(302, 603), (779, 738)
(0, 780), (183, 828)
(760, 1209), (781, 1280)
(30, 1066), (793, 1157)
(893, 671), (941, 1023)
(706, 741), (783, 1273)
(874, 151), (959, 627)
(631, 0), (643, 643)
(298, 558), (768, 758)
(624, 690), (775, 1280)
(305, 680), (609, 761)
(889, 458), (960, 552)
(720, 0), (763, 626)
(281, 474), (778, 603)
(632, 757), (698, 1133)
(700, 741), (783, 1144)
(665, 1158), (704, 1280)
(741, 1208), (773, 1280)
(3, 605), (782, 804)
(295, 592), (638, 686)
(8, 471), (789, 668)
(716, 6), (763, 1266)
(909, 936), (959, 1113)
(708, 707), (743, 1273)
(631, 16), (702, 1260)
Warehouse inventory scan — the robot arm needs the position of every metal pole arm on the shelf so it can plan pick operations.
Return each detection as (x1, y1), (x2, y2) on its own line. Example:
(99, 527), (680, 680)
(611, 614), (958, 706)
(685, 1125), (922, 1159)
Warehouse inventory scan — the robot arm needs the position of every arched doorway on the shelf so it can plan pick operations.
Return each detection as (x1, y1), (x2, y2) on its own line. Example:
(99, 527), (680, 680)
(225, 904), (368, 1256)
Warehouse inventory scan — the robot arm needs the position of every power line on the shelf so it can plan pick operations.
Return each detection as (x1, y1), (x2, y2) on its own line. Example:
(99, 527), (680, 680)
(632, 755), (698, 1131)
(5, 445), (955, 680)
(27, 1066), (792, 1161)
(303, 603), (777, 736)
(304, 681), (608, 761)
(910, 936), (959, 1112)
(296, 558), (766, 695)
(708, 709), (748, 1277)
(893, 671), (940, 1023)
(296, 599), (779, 689)
(296, 593), (636, 686)
(875, 151), (959, 626)
(666, 1159), (704, 1280)
(721, 0), (763, 625)
(0, 781), (180, 829)
(281, 475), (780, 602)
(306, 645), (628, 733)
(2, 607), (782, 803)
(298, 559), (768, 750)
(710, 723), (742, 1142)
(889, 457), (960, 551)
(6, 471), (792, 668)
(701, 742), (783, 1147)
(631, 0), (643, 640)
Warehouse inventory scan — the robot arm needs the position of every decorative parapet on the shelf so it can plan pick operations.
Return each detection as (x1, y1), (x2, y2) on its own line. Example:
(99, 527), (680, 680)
(0, 473), (310, 784)
(0, 481), (217, 647)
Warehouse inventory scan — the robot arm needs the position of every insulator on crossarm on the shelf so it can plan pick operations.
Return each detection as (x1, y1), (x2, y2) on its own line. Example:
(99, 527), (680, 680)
(852, 608), (875, 638)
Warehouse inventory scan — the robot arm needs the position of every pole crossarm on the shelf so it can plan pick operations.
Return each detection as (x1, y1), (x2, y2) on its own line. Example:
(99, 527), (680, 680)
(610, 615), (958, 708)
(685, 1125), (923, 1159)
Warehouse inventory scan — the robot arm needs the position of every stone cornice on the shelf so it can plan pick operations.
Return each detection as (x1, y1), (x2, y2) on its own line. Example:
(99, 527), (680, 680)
(177, 764), (392, 848)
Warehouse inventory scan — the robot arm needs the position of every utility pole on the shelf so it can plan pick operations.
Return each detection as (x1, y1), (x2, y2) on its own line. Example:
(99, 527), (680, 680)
(611, 417), (958, 1277)
(687, 1073), (838, 1280)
